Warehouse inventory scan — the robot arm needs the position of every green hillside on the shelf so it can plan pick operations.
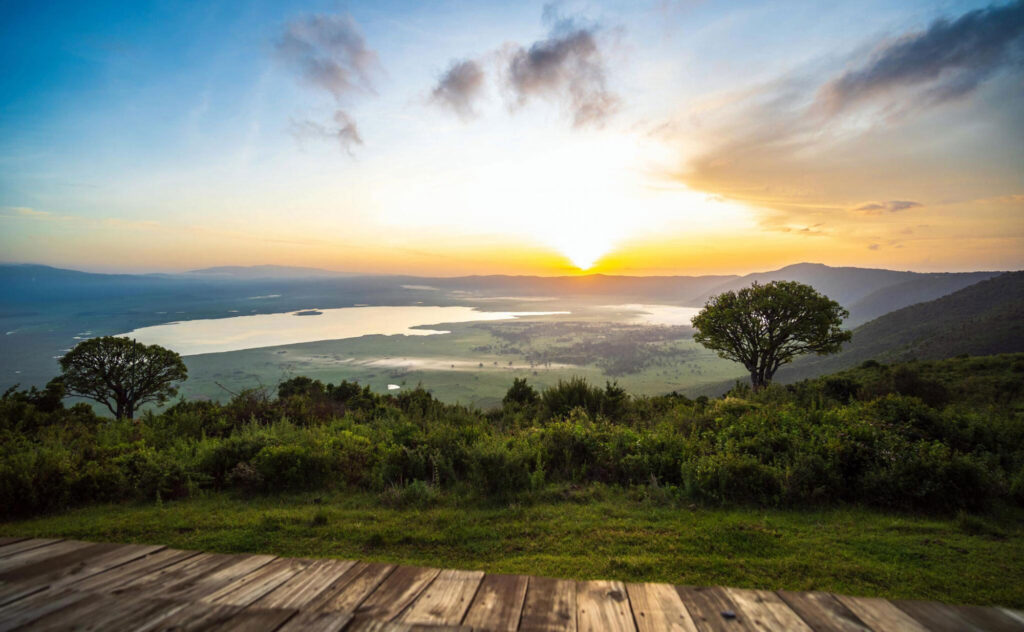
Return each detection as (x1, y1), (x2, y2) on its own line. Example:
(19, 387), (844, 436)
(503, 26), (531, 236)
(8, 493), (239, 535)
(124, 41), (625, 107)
(777, 271), (1024, 383)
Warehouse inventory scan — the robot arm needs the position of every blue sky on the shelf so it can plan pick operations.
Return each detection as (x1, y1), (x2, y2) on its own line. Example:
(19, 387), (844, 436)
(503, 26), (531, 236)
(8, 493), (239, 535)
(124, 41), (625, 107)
(1, 0), (1021, 274)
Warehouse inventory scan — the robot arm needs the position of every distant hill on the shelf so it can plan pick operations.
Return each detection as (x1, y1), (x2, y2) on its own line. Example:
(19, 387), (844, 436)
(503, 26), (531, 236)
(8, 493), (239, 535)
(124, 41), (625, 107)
(188, 265), (349, 279)
(692, 263), (1000, 325)
(776, 271), (1024, 382)
(0, 262), (1004, 317)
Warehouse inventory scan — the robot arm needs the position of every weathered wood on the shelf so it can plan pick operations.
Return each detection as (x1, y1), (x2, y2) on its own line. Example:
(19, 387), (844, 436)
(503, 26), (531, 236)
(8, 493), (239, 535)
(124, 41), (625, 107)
(895, 599), (1024, 632)
(0, 537), (28, 548)
(627, 582), (698, 632)
(519, 576), (577, 632)
(306, 562), (396, 613)
(254, 558), (356, 609)
(0, 539), (93, 573)
(462, 573), (529, 631)
(345, 620), (471, 631)
(355, 565), (442, 622)
(400, 568), (484, 626)
(725, 587), (812, 631)
(206, 606), (298, 631)
(23, 592), (179, 632)
(576, 580), (636, 632)
(203, 557), (311, 606)
(833, 594), (928, 632)
(0, 538), (60, 559)
(276, 609), (355, 632)
(675, 586), (757, 632)
(128, 552), (276, 600)
(0, 580), (48, 607)
(0, 541), (163, 590)
(110, 551), (228, 595)
(70, 547), (199, 592)
(777, 590), (870, 632)
(0, 588), (92, 632)
(136, 601), (246, 631)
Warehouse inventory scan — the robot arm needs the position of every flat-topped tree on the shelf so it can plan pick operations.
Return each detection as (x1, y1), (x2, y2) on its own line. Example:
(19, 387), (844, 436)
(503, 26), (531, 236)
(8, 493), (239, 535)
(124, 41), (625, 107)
(59, 336), (187, 419)
(692, 280), (851, 391)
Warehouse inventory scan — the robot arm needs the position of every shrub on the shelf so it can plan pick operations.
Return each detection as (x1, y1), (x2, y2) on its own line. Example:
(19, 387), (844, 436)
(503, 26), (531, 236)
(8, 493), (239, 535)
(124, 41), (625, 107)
(252, 444), (330, 491)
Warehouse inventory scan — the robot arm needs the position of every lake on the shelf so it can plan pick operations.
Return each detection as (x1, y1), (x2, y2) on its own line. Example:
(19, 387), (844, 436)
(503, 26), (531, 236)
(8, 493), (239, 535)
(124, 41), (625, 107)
(117, 306), (568, 356)
(603, 304), (701, 326)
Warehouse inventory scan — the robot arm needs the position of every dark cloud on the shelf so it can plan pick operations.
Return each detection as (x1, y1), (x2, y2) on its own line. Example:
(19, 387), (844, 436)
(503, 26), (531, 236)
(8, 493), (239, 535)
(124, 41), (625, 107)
(504, 20), (619, 128)
(277, 14), (378, 153)
(431, 59), (486, 119)
(854, 200), (922, 213)
(820, 2), (1024, 112)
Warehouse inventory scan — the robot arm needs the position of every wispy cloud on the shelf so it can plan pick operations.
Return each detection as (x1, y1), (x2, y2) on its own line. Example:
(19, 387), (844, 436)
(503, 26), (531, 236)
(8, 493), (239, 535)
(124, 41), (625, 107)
(662, 2), (1024, 245)
(819, 2), (1024, 113)
(430, 59), (486, 119)
(276, 13), (379, 154)
(853, 200), (922, 213)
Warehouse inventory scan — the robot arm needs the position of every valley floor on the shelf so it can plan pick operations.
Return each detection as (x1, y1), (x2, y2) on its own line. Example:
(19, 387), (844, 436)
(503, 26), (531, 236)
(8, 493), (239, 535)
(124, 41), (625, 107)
(3, 489), (1022, 608)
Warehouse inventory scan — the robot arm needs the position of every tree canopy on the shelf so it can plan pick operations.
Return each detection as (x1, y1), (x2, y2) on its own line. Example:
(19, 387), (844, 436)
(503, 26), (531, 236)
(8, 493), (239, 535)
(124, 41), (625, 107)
(692, 281), (852, 390)
(59, 336), (188, 419)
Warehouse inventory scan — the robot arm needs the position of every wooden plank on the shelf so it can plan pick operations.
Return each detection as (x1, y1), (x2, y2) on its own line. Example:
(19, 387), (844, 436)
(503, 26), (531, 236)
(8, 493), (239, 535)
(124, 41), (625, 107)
(276, 610), (355, 632)
(70, 547), (199, 592)
(354, 565), (442, 622)
(725, 587), (812, 631)
(401, 568), (484, 626)
(306, 562), (396, 613)
(627, 582), (698, 632)
(0, 537), (28, 548)
(0, 542), (163, 590)
(19, 592), (180, 632)
(577, 580), (636, 632)
(675, 586), (757, 632)
(345, 620), (471, 632)
(110, 551), (229, 594)
(833, 595), (928, 632)
(134, 601), (246, 631)
(520, 576), (577, 632)
(253, 558), (356, 609)
(0, 580), (48, 608)
(207, 607), (298, 632)
(0, 588), (92, 632)
(121, 552), (275, 600)
(777, 590), (870, 632)
(0, 539), (93, 573)
(895, 600), (1024, 632)
(203, 557), (311, 606)
(462, 573), (529, 632)
(1001, 608), (1024, 626)
(0, 541), (123, 582)
(0, 538), (61, 559)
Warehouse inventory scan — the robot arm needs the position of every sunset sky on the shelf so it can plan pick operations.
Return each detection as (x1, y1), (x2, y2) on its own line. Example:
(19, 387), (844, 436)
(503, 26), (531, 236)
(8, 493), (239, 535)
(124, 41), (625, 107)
(1, 0), (1022, 276)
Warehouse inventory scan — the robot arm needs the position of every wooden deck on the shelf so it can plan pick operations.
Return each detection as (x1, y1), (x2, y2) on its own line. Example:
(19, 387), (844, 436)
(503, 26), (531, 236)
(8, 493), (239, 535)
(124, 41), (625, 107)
(0, 537), (1021, 631)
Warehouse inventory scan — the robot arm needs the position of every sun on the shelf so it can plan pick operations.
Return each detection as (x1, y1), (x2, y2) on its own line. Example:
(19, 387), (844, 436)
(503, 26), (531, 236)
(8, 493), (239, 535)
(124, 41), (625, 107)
(552, 232), (615, 271)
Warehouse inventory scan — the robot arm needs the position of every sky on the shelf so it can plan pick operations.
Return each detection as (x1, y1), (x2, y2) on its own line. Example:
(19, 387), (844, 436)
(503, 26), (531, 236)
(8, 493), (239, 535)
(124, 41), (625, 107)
(1, 0), (1022, 276)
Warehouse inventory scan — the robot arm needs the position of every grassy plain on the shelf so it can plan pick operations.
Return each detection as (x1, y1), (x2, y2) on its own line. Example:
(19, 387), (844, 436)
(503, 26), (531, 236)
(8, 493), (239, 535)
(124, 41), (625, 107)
(3, 489), (1022, 607)
(179, 316), (746, 407)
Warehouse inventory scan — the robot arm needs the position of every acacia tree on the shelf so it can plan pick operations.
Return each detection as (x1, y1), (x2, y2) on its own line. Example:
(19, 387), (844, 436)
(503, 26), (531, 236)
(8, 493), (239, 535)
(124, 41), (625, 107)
(59, 337), (188, 418)
(692, 281), (851, 391)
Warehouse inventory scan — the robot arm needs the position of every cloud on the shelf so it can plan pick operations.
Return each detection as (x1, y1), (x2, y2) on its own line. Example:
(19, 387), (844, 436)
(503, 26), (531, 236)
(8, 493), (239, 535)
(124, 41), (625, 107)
(503, 18), (619, 127)
(660, 2), (1024, 249)
(431, 59), (486, 119)
(290, 111), (363, 155)
(854, 200), (922, 213)
(276, 14), (379, 153)
(4, 207), (50, 217)
(819, 2), (1024, 112)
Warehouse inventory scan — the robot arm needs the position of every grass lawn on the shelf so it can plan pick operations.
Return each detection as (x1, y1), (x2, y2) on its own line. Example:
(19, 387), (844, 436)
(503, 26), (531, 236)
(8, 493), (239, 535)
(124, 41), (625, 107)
(3, 488), (1022, 608)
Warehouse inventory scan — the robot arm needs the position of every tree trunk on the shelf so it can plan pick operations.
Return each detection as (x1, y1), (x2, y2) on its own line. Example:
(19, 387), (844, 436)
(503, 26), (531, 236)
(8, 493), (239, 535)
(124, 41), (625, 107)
(750, 371), (765, 392)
